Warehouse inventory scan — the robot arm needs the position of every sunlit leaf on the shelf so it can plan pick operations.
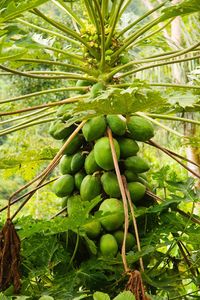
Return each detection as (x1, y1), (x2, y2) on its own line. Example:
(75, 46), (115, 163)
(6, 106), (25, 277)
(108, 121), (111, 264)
(161, 0), (200, 21)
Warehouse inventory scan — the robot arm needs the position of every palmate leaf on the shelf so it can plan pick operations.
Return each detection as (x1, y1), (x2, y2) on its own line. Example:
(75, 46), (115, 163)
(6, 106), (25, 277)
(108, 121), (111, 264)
(93, 292), (110, 300)
(0, 0), (49, 23)
(72, 87), (167, 116)
(0, 36), (27, 62)
(160, 0), (200, 21)
(113, 291), (136, 300)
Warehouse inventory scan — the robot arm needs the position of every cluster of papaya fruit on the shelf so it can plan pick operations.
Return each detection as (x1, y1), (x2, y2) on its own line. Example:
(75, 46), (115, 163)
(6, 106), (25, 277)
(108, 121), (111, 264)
(49, 114), (154, 258)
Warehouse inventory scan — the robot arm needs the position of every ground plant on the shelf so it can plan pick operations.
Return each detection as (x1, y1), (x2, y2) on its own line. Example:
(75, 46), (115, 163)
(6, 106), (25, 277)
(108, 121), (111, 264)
(0, 0), (200, 299)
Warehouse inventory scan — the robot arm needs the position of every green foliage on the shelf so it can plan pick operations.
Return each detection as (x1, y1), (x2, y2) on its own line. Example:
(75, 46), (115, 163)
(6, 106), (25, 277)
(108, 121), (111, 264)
(0, 0), (200, 299)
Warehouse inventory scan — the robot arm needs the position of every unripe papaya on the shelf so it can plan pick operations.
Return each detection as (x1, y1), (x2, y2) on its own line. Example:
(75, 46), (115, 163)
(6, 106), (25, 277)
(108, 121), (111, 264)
(49, 120), (74, 140)
(52, 175), (74, 197)
(117, 137), (139, 158)
(59, 155), (73, 174)
(100, 234), (118, 257)
(74, 171), (86, 189)
(94, 137), (120, 171)
(99, 198), (124, 231)
(124, 156), (150, 173)
(90, 82), (105, 98)
(127, 116), (154, 141)
(76, 79), (91, 94)
(67, 194), (82, 216)
(80, 175), (101, 201)
(113, 230), (135, 251)
(106, 115), (126, 136)
(124, 170), (138, 182)
(127, 181), (146, 203)
(101, 172), (120, 198)
(63, 134), (84, 155)
(84, 150), (100, 174)
(71, 152), (85, 173)
(82, 219), (101, 239)
(56, 104), (72, 121)
(82, 116), (107, 141)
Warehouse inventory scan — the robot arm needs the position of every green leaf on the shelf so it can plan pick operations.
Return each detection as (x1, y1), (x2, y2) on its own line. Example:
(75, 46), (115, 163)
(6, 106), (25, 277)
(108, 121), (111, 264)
(160, 0), (200, 21)
(72, 87), (167, 116)
(113, 291), (135, 300)
(0, 0), (49, 23)
(93, 292), (110, 300)
(39, 296), (54, 300)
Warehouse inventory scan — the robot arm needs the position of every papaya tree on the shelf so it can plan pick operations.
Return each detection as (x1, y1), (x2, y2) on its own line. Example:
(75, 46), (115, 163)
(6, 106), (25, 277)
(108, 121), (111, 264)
(0, 0), (200, 299)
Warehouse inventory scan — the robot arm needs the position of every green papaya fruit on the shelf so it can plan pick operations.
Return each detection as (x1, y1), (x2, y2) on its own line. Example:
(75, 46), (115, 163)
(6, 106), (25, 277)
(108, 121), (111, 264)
(117, 137), (139, 158)
(94, 137), (120, 171)
(67, 194), (83, 216)
(106, 115), (126, 136)
(82, 116), (107, 141)
(90, 82), (105, 98)
(71, 152), (85, 173)
(59, 155), (73, 174)
(80, 175), (101, 201)
(76, 79), (91, 94)
(127, 181), (146, 203)
(124, 156), (150, 173)
(99, 198), (124, 231)
(82, 219), (101, 239)
(74, 171), (86, 189)
(49, 120), (74, 140)
(100, 234), (118, 257)
(124, 170), (138, 182)
(84, 150), (100, 174)
(101, 172), (121, 198)
(127, 116), (154, 141)
(52, 175), (74, 197)
(56, 104), (72, 121)
(63, 134), (84, 155)
(113, 230), (135, 251)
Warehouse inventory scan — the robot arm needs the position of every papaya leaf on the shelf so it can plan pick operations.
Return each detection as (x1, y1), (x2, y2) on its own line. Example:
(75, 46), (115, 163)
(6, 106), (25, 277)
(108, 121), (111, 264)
(113, 291), (135, 300)
(72, 87), (167, 116)
(160, 0), (200, 21)
(39, 296), (54, 300)
(93, 292), (110, 300)
(0, 0), (49, 23)
(83, 235), (97, 255)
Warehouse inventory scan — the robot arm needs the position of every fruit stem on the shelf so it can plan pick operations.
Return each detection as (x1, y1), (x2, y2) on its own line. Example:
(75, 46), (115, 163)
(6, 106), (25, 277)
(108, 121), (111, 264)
(107, 127), (129, 273)
(122, 177), (145, 273)
(10, 121), (86, 220)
